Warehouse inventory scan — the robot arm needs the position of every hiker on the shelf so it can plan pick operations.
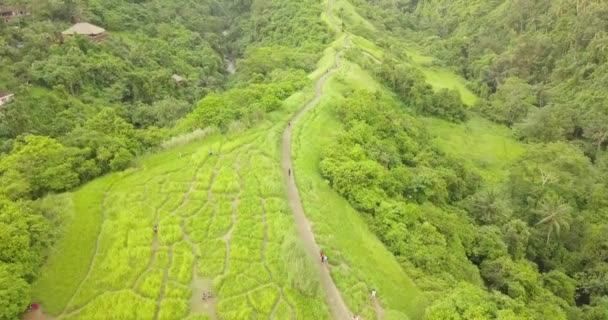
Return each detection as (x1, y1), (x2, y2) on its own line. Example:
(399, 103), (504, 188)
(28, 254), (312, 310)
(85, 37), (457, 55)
(30, 303), (40, 310)
(323, 255), (328, 264)
(288, 168), (291, 176)
(371, 289), (377, 298)
(288, 121), (291, 127)
(153, 225), (158, 234)
(320, 251), (324, 262)
(209, 149), (213, 156)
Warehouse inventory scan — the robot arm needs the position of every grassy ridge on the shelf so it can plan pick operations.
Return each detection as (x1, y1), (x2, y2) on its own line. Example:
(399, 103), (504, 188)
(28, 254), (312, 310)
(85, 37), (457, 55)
(294, 1), (527, 318)
(293, 56), (426, 319)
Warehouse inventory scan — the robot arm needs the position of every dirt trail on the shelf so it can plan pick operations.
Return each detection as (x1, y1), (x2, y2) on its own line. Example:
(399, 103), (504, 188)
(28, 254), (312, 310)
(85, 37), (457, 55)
(280, 1), (353, 319)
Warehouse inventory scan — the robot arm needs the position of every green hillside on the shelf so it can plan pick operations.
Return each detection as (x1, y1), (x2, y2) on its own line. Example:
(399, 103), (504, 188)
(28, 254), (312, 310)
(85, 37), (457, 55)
(2, 0), (607, 320)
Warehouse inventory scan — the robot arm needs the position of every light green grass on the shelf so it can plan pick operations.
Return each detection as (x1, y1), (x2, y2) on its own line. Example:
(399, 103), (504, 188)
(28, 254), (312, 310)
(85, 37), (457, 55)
(293, 56), (426, 319)
(309, 35), (347, 80)
(424, 116), (526, 184)
(404, 48), (433, 65)
(352, 35), (383, 59)
(419, 67), (478, 106)
(331, 0), (376, 33)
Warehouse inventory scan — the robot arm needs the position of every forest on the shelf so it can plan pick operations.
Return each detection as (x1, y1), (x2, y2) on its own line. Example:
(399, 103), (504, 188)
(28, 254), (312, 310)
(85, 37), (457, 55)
(316, 0), (608, 319)
(1, 0), (607, 319)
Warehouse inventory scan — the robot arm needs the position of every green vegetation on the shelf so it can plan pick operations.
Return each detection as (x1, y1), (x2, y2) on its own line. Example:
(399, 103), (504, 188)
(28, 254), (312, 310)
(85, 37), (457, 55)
(3, 0), (608, 319)
(33, 125), (329, 319)
(425, 116), (526, 183)
(307, 0), (608, 318)
(1, 0), (333, 317)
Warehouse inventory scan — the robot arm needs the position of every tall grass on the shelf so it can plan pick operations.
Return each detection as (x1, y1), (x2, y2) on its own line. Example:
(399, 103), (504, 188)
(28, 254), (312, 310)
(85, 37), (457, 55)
(161, 128), (217, 150)
(281, 235), (321, 297)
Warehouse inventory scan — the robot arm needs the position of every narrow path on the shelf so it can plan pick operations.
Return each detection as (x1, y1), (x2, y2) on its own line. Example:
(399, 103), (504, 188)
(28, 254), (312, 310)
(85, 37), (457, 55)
(281, 2), (353, 319)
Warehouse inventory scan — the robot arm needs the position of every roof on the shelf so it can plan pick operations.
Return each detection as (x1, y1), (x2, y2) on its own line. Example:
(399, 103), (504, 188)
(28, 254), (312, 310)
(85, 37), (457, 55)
(62, 23), (106, 36)
(0, 7), (16, 13)
(0, 7), (29, 12)
(172, 74), (186, 82)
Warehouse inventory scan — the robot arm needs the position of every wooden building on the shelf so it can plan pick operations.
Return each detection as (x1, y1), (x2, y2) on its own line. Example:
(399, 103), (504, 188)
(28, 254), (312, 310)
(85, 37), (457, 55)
(0, 7), (30, 22)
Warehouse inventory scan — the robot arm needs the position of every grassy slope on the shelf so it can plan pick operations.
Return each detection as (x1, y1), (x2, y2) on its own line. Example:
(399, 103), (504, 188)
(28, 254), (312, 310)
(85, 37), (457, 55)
(293, 58), (426, 319)
(425, 116), (525, 184)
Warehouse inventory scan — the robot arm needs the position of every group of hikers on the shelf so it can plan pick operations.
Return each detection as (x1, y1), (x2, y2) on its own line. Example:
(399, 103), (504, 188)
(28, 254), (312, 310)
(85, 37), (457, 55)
(319, 250), (329, 264)
(201, 291), (213, 301)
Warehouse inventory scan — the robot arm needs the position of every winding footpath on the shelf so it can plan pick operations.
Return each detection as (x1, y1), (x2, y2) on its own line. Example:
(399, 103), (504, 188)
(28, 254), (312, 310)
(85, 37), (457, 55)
(281, 2), (353, 319)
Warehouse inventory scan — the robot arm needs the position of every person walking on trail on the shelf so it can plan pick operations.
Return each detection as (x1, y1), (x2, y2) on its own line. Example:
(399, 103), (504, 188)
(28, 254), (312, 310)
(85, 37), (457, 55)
(153, 225), (158, 234)
(288, 168), (291, 176)
(288, 121), (291, 127)
(320, 250), (324, 262)
(323, 255), (329, 264)
(371, 289), (377, 298)
(209, 149), (213, 156)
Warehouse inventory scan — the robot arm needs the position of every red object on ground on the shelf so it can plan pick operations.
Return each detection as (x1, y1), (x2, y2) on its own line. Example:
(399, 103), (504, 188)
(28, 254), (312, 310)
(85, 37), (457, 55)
(31, 303), (40, 310)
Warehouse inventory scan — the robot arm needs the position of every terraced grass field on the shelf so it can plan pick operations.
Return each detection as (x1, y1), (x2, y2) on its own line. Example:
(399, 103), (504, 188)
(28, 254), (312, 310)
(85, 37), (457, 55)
(33, 123), (330, 320)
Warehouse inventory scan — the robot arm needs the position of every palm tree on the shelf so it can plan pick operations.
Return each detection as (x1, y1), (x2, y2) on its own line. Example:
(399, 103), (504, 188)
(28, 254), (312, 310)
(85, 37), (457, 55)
(534, 196), (571, 244)
(470, 188), (511, 224)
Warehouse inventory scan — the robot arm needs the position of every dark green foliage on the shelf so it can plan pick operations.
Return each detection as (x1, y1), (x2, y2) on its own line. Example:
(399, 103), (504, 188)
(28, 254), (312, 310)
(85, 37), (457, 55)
(320, 91), (486, 293)
(371, 58), (468, 122)
(478, 77), (536, 126)
(0, 197), (53, 319)
(324, 1), (608, 317)
(181, 80), (305, 132)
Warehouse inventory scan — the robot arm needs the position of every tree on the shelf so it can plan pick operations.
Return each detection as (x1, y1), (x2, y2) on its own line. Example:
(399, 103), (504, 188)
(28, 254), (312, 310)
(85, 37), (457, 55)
(515, 106), (565, 143)
(0, 264), (30, 320)
(480, 77), (536, 126)
(425, 282), (499, 319)
(463, 188), (512, 225)
(480, 257), (542, 301)
(467, 226), (509, 265)
(534, 195), (572, 244)
(501, 219), (531, 260)
(543, 270), (576, 304)
(0, 135), (84, 199)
